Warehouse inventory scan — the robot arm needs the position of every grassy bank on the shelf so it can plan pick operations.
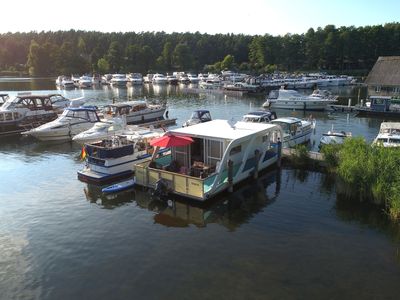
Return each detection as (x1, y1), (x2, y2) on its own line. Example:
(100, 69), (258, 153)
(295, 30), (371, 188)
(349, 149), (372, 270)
(321, 138), (400, 221)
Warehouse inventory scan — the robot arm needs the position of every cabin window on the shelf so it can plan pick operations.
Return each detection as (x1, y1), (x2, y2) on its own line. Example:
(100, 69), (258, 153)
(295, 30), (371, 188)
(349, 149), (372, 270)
(13, 112), (19, 119)
(88, 112), (98, 122)
(230, 145), (242, 156)
(0, 114), (3, 121)
(5, 113), (13, 121)
(375, 86), (381, 93)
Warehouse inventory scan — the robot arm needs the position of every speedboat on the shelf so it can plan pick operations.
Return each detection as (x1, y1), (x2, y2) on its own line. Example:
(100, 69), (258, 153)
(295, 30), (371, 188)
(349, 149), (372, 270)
(0, 93), (59, 136)
(182, 110), (212, 127)
(241, 110), (277, 123)
(72, 118), (128, 144)
(167, 75), (179, 85)
(56, 76), (75, 88)
(319, 127), (352, 147)
(103, 101), (166, 124)
(77, 130), (167, 183)
(134, 119), (283, 201)
(187, 74), (200, 83)
(373, 122), (400, 147)
(110, 74), (128, 86)
(152, 73), (168, 84)
(127, 73), (143, 85)
(23, 107), (101, 141)
(79, 76), (93, 88)
(262, 88), (337, 111)
(270, 117), (314, 148)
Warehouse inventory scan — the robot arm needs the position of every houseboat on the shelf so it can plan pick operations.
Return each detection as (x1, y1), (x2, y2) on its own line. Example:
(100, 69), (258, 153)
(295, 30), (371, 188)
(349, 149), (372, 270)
(262, 88), (337, 111)
(356, 96), (400, 118)
(0, 94), (59, 136)
(23, 107), (101, 141)
(134, 119), (283, 201)
(77, 130), (166, 183)
(102, 101), (166, 124)
(373, 122), (400, 147)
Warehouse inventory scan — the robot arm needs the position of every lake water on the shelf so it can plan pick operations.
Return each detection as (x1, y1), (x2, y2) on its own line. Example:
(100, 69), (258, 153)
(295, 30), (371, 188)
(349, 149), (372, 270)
(1, 78), (400, 299)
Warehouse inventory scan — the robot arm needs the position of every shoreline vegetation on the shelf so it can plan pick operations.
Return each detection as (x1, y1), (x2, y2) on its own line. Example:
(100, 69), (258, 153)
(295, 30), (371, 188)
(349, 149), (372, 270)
(309, 139), (400, 222)
(0, 23), (399, 76)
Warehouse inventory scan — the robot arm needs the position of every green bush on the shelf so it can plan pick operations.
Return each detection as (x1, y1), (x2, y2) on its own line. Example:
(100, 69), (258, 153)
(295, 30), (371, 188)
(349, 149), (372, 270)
(320, 143), (342, 171)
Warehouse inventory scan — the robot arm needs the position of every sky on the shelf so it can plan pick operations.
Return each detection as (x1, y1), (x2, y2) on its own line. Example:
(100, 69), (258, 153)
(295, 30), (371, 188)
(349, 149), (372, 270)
(1, 0), (399, 36)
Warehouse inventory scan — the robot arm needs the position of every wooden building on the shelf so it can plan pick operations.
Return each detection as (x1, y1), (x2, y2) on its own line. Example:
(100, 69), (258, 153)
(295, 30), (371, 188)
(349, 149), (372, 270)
(365, 56), (400, 99)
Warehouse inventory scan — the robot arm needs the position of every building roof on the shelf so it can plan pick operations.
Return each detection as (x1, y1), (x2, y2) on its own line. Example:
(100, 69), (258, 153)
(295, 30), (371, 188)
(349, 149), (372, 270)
(170, 119), (278, 140)
(365, 56), (400, 86)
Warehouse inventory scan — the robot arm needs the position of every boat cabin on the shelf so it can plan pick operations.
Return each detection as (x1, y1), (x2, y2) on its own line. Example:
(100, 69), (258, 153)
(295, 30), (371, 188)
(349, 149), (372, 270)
(242, 111), (277, 123)
(183, 110), (212, 127)
(368, 96), (392, 112)
(135, 120), (283, 201)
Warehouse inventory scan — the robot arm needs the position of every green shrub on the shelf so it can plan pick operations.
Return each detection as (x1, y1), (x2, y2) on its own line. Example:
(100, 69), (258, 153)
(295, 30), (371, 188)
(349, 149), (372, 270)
(320, 143), (342, 171)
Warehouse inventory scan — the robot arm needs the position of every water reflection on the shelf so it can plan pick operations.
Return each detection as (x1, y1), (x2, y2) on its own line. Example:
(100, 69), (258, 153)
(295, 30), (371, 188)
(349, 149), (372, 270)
(83, 169), (281, 230)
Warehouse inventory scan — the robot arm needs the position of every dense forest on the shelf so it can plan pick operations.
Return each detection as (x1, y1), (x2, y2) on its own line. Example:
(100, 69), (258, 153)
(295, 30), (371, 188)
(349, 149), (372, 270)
(0, 23), (399, 76)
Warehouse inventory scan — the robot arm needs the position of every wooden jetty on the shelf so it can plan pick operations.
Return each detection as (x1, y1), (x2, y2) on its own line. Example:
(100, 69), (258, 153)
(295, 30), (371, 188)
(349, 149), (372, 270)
(138, 118), (177, 128)
(180, 87), (246, 97)
(282, 148), (324, 162)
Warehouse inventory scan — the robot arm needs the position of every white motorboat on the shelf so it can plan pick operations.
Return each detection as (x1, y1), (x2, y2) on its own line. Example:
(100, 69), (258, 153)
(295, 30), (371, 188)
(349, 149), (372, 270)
(56, 76), (75, 88)
(134, 119), (283, 201)
(0, 93), (59, 136)
(373, 122), (400, 147)
(23, 107), (101, 141)
(103, 101), (166, 124)
(223, 82), (260, 93)
(152, 73), (168, 84)
(77, 130), (166, 183)
(319, 126), (352, 147)
(262, 88), (337, 111)
(79, 76), (93, 88)
(182, 110), (212, 127)
(166, 75), (179, 85)
(143, 74), (154, 83)
(127, 73), (143, 85)
(270, 117), (314, 148)
(102, 74), (113, 84)
(72, 118), (128, 144)
(110, 74), (128, 86)
(241, 110), (277, 123)
(187, 74), (200, 83)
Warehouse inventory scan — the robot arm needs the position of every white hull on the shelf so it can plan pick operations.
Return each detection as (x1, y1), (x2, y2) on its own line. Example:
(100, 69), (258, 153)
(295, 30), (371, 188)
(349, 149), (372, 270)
(268, 100), (334, 111)
(27, 122), (96, 141)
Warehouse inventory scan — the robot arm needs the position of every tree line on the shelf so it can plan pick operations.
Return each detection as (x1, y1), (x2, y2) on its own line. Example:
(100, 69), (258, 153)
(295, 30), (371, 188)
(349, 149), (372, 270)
(0, 23), (399, 76)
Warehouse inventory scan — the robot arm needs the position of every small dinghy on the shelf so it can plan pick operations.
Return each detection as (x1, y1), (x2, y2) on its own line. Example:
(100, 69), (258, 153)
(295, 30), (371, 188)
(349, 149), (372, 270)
(102, 178), (135, 194)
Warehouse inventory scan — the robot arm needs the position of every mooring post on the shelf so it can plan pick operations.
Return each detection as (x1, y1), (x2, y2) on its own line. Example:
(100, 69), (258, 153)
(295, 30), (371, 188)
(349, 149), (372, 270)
(228, 159), (233, 193)
(348, 98), (351, 107)
(277, 138), (282, 168)
(253, 149), (260, 179)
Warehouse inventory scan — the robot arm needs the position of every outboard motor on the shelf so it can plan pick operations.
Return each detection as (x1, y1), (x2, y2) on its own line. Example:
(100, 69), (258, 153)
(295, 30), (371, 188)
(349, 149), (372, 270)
(152, 178), (169, 200)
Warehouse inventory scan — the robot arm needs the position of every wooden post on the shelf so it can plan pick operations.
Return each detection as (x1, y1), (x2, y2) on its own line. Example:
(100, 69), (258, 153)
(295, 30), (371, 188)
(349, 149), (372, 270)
(228, 159), (233, 193)
(253, 149), (260, 179)
(277, 139), (282, 167)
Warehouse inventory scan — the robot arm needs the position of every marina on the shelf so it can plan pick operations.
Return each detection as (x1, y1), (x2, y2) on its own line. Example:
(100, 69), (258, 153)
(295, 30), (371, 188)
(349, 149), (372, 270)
(1, 77), (400, 299)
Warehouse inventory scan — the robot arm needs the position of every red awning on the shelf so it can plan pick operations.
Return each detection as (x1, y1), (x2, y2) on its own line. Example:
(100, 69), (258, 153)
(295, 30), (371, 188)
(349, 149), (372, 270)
(149, 134), (194, 147)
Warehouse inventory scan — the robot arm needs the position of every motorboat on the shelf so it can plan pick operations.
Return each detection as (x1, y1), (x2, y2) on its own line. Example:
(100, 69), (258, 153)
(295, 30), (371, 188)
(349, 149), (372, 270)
(182, 110), (212, 127)
(0, 93), (59, 136)
(134, 119), (283, 201)
(178, 74), (190, 84)
(319, 129), (352, 147)
(127, 73), (143, 85)
(152, 73), (168, 84)
(188, 74), (200, 83)
(198, 73), (208, 81)
(0, 94), (9, 107)
(166, 75), (179, 85)
(102, 101), (166, 124)
(270, 117), (314, 148)
(79, 76), (93, 88)
(56, 76), (75, 88)
(72, 117), (128, 144)
(241, 110), (277, 123)
(92, 74), (104, 85)
(373, 122), (400, 147)
(77, 130), (167, 183)
(262, 88), (338, 111)
(110, 74), (128, 86)
(223, 82), (260, 93)
(102, 74), (113, 84)
(143, 74), (154, 83)
(23, 107), (101, 141)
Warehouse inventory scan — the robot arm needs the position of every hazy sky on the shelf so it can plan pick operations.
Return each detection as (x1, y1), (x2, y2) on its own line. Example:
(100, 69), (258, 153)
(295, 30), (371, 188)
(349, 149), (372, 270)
(1, 0), (399, 35)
